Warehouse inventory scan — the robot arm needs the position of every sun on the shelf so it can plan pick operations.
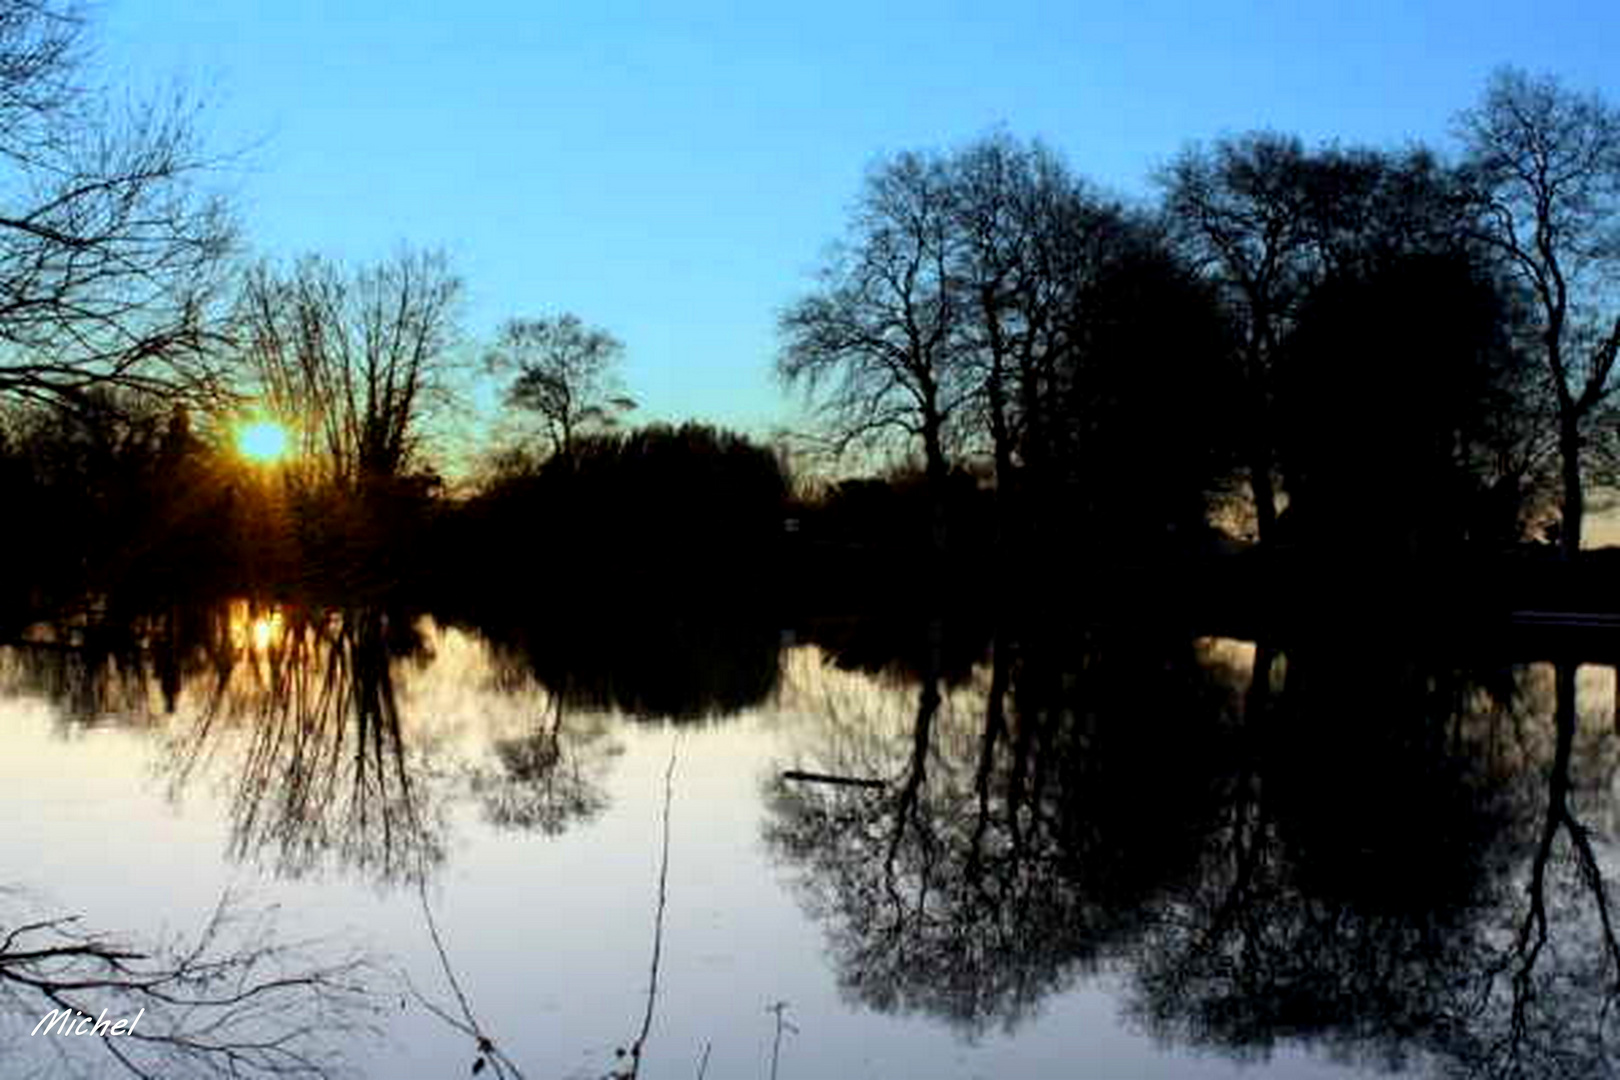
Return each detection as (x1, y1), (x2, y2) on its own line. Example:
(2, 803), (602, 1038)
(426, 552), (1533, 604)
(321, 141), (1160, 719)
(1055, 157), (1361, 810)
(237, 420), (289, 464)
(249, 611), (283, 651)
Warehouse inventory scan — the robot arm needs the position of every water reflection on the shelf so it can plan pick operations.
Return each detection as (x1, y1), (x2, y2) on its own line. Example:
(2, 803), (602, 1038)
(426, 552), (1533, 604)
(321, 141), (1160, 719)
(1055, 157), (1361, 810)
(466, 648), (615, 834)
(1127, 644), (1620, 1079)
(1, 596), (749, 886)
(766, 625), (1236, 1035)
(0, 889), (378, 1079)
(0, 602), (223, 724)
(9, 591), (1620, 1077)
(155, 603), (446, 883)
(1129, 632), (1520, 1073)
(461, 607), (783, 722)
(768, 621), (1620, 1078)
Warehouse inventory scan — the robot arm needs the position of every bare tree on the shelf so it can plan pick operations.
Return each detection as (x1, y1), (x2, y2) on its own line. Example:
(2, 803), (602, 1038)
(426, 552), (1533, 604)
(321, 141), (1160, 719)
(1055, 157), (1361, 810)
(784, 138), (1213, 556)
(946, 135), (1099, 502)
(949, 135), (1231, 551)
(0, 1), (235, 409)
(1160, 134), (1319, 544)
(779, 151), (972, 552)
(237, 250), (462, 490)
(486, 314), (633, 459)
(945, 134), (1033, 496)
(1459, 68), (1620, 558)
(0, 891), (379, 1079)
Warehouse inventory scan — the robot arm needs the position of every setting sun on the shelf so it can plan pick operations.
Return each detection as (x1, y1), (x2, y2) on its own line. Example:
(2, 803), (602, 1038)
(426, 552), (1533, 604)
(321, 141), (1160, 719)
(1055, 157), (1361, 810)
(237, 420), (289, 464)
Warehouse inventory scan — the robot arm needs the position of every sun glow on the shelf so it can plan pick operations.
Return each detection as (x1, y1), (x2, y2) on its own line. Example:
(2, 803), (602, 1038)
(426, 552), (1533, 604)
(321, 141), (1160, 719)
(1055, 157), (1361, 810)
(237, 420), (289, 464)
(229, 603), (285, 653)
(250, 613), (282, 651)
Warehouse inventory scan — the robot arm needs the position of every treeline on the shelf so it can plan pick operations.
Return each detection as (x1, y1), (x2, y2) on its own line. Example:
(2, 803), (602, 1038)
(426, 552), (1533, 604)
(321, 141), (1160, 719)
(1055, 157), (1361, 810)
(0, 227), (809, 626)
(0, 0), (1614, 628)
(779, 69), (1620, 579)
(0, 395), (800, 619)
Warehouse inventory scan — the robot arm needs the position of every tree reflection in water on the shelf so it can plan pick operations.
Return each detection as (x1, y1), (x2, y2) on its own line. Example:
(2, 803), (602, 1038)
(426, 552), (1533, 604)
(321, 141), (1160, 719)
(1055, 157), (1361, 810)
(467, 642), (615, 835)
(3, 598), (626, 886)
(13, 591), (1620, 1076)
(0, 888), (380, 1079)
(155, 602), (448, 884)
(1129, 633), (1518, 1072)
(766, 623), (1236, 1036)
(454, 608), (784, 724)
(767, 620), (1620, 1078)
(0, 598), (234, 725)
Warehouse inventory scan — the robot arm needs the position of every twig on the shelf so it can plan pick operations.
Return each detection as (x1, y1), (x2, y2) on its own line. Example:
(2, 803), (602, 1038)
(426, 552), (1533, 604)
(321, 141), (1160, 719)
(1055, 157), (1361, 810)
(412, 877), (528, 1080)
(781, 769), (886, 789)
(0, 891), (377, 1079)
(766, 1000), (798, 1080)
(618, 735), (680, 1079)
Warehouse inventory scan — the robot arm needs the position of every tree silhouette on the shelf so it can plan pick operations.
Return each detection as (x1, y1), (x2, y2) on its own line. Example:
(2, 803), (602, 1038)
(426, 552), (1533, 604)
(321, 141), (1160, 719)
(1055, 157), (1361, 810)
(1277, 250), (1538, 554)
(454, 421), (790, 607)
(944, 134), (1232, 552)
(1160, 134), (1318, 544)
(235, 250), (461, 595)
(237, 250), (460, 491)
(943, 134), (1097, 517)
(486, 314), (634, 460)
(1162, 134), (1547, 551)
(1459, 68), (1620, 558)
(779, 151), (970, 554)
(0, 2), (234, 411)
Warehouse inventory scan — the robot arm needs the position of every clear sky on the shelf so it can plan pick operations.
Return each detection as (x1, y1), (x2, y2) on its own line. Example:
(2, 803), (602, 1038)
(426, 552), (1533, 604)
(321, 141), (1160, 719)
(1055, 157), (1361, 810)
(95, 0), (1620, 439)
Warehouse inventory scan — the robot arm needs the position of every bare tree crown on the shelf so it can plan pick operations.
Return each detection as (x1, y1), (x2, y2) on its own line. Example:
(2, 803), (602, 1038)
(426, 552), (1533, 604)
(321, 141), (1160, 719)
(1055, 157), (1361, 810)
(486, 313), (633, 458)
(0, 0), (235, 410)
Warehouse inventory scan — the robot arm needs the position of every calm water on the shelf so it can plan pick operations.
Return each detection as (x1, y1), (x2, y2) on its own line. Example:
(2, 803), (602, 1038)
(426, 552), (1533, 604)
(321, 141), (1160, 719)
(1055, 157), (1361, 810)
(2, 605), (1616, 1079)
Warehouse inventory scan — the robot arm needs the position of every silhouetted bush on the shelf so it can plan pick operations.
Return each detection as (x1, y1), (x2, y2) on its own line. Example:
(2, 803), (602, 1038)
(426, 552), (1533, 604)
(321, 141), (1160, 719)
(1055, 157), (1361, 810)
(1277, 251), (1537, 557)
(450, 422), (790, 605)
(0, 395), (238, 616)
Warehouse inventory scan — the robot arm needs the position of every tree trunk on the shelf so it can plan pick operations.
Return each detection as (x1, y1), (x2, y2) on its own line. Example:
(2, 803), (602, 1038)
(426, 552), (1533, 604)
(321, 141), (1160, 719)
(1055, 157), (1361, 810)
(990, 403), (1015, 550)
(1559, 414), (1583, 560)
(1250, 452), (1278, 546)
(1243, 333), (1277, 546)
(922, 412), (949, 557)
(968, 624), (1011, 878)
(981, 292), (1015, 551)
(887, 619), (942, 875)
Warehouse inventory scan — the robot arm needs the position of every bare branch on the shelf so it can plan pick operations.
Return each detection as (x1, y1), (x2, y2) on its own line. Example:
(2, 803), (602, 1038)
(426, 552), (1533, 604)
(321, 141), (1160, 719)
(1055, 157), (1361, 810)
(0, 890), (382, 1079)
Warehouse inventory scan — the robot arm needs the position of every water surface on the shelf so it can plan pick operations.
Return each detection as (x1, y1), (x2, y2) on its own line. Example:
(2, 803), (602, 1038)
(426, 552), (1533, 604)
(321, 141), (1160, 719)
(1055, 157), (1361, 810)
(2, 605), (1614, 1079)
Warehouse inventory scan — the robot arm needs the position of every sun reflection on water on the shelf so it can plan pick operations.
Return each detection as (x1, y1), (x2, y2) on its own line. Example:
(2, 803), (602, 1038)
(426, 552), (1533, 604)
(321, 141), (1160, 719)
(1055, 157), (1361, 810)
(229, 602), (285, 653)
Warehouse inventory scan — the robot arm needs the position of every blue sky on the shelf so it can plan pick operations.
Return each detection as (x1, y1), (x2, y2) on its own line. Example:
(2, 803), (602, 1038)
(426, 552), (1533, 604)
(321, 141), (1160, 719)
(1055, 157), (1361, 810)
(97, 0), (1620, 439)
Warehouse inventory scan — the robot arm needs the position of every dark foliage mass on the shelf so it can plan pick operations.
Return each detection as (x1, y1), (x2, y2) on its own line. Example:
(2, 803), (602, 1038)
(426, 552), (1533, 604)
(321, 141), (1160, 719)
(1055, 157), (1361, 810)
(448, 421), (791, 607)
(1276, 251), (1537, 555)
(768, 103), (1601, 598)
(0, 394), (230, 615)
